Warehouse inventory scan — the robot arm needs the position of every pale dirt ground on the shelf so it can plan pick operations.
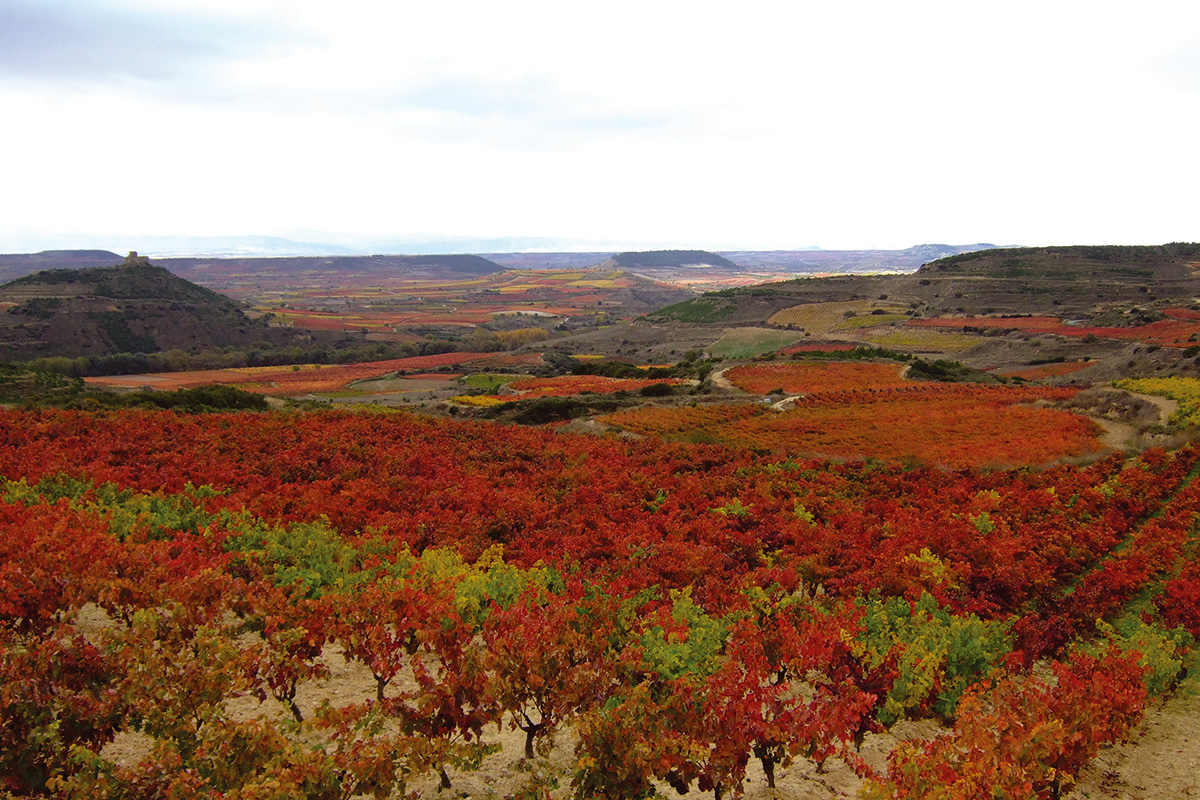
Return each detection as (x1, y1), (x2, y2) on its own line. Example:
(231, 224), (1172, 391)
(1064, 682), (1200, 800)
(1093, 416), (1139, 452)
(89, 615), (1200, 800)
(1130, 393), (1180, 424)
(710, 368), (737, 391)
(286, 657), (1200, 800)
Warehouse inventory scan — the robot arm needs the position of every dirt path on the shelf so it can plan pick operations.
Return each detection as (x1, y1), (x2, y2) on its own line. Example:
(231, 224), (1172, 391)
(1131, 391), (1180, 423)
(1092, 416), (1138, 451)
(710, 367), (736, 390)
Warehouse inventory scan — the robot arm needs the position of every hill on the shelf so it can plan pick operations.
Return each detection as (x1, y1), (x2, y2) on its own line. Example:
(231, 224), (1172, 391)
(648, 243), (1200, 324)
(606, 249), (740, 270)
(720, 243), (1001, 272)
(391, 253), (506, 274)
(154, 254), (508, 303)
(0, 252), (508, 300)
(895, 242), (1200, 316)
(161, 253), (505, 283)
(0, 257), (275, 362)
(484, 245), (1001, 273)
(578, 243), (1200, 373)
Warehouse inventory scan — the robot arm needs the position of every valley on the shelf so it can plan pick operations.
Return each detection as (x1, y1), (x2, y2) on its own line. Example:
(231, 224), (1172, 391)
(2, 243), (1200, 800)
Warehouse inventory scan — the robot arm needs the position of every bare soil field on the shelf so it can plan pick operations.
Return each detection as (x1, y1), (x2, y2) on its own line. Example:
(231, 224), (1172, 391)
(1066, 677), (1200, 800)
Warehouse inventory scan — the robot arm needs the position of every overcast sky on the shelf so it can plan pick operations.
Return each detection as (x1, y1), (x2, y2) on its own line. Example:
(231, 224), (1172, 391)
(2, 0), (1199, 254)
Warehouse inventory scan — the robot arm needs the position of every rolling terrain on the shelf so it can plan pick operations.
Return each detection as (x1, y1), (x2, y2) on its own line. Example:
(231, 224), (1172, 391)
(8, 243), (1200, 415)
(3, 242), (1200, 799)
(604, 243), (1200, 379)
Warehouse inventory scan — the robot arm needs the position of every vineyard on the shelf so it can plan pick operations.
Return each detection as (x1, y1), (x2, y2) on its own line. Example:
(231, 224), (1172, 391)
(600, 386), (1100, 469)
(908, 309), (1200, 348)
(723, 363), (911, 395)
(608, 364), (1101, 468)
(2, 407), (1197, 799)
(453, 375), (688, 405)
(245, 269), (653, 333)
(84, 353), (501, 397)
(766, 301), (909, 332)
(707, 329), (804, 359)
(841, 328), (984, 354)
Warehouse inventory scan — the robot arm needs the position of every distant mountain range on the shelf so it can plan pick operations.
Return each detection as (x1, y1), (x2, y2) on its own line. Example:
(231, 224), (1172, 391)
(161, 253), (506, 280)
(0, 233), (1003, 260)
(647, 243), (1200, 324)
(0, 244), (1006, 284)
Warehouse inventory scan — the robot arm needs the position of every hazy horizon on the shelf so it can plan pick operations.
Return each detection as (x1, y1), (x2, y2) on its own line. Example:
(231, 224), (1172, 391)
(0, 232), (1012, 260)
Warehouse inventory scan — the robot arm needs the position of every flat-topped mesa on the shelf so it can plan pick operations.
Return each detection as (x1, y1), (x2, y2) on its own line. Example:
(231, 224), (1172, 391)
(603, 250), (740, 270)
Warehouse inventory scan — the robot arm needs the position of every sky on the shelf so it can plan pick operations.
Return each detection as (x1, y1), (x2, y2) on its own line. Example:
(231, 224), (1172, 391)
(1, 0), (1199, 255)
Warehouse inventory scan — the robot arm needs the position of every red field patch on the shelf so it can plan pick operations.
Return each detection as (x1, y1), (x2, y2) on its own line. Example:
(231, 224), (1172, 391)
(725, 361), (910, 394)
(498, 375), (686, 399)
(998, 361), (1096, 381)
(85, 352), (494, 396)
(1068, 318), (1200, 347)
(749, 396), (1097, 468)
(600, 384), (1096, 468)
(238, 353), (496, 395)
(82, 370), (242, 391)
(909, 314), (1200, 347)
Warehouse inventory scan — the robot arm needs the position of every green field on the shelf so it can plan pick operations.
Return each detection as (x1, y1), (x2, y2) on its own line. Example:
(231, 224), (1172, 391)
(707, 327), (804, 358)
(461, 373), (522, 392)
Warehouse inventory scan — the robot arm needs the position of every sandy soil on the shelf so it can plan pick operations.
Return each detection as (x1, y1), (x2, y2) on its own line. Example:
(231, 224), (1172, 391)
(95, 638), (1200, 800)
(1087, 389), (1185, 453)
(77, 589), (1200, 800)
(1093, 416), (1139, 451)
(273, 648), (942, 800)
(710, 367), (737, 391)
(1066, 678), (1200, 800)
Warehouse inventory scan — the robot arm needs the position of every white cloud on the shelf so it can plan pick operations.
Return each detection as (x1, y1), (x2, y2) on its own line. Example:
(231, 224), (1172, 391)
(2, 0), (1199, 252)
(0, 0), (307, 92)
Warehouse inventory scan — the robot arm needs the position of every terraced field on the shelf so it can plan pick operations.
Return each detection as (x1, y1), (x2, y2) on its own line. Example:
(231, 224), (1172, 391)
(767, 299), (910, 332)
